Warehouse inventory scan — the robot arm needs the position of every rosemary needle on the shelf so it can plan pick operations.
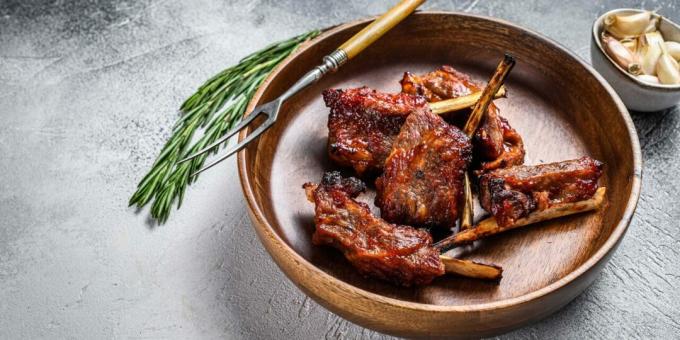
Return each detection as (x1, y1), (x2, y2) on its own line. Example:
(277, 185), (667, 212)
(129, 30), (321, 223)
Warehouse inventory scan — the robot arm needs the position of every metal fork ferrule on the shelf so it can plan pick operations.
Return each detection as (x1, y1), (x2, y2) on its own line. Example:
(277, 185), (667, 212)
(317, 49), (348, 76)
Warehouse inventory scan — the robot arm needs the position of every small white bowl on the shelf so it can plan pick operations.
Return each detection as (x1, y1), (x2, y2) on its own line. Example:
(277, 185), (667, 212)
(591, 8), (680, 112)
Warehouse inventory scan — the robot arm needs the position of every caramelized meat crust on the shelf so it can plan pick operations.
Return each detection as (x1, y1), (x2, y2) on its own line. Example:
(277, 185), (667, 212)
(478, 157), (604, 227)
(323, 87), (429, 176)
(401, 65), (525, 171)
(401, 65), (477, 101)
(375, 110), (472, 228)
(303, 172), (445, 286)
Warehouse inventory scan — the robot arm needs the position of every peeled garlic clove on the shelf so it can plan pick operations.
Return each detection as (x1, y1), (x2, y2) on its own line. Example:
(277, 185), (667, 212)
(640, 32), (665, 75)
(656, 49), (680, 84)
(604, 11), (653, 39)
(601, 34), (642, 75)
(642, 31), (665, 46)
(640, 45), (661, 75)
(665, 41), (680, 60)
(637, 74), (660, 84)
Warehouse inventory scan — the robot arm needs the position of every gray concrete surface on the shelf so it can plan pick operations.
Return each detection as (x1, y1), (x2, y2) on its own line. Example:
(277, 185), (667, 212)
(1, 0), (679, 338)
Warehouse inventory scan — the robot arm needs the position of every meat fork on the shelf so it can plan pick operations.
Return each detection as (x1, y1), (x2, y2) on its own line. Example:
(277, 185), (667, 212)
(180, 0), (426, 175)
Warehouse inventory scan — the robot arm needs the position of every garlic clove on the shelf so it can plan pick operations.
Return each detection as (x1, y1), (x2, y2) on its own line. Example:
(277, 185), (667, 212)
(601, 34), (642, 75)
(665, 41), (680, 61)
(636, 74), (660, 84)
(639, 32), (665, 75)
(656, 47), (680, 84)
(644, 14), (660, 33)
(604, 11), (653, 39)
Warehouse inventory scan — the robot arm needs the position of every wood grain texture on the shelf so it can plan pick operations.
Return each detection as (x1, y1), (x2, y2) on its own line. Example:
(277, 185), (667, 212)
(338, 0), (425, 59)
(238, 12), (641, 338)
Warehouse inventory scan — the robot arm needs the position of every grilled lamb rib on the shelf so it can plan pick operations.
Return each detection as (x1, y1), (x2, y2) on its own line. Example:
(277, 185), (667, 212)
(375, 109), (472, 228)
(323, 87), (429, 176)
(478, 157), (604, 227)
(303, 172), (445, 286)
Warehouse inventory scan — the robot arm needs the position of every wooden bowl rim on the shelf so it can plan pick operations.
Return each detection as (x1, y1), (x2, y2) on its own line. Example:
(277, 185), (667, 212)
(237, 11), (642, 312)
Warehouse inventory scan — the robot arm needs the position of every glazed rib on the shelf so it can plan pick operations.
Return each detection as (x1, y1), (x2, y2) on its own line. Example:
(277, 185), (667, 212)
(401, 65), (525, 171)
(478, 157), (604, 227)
(303, 171), (445, 286)
(323, 87), (429, 176)
(375, 109), (472, 228)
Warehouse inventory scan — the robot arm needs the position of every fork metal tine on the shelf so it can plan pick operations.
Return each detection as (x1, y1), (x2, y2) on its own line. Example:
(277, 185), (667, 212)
(178, 107), (266, 163)
(190, 119), (274, 176)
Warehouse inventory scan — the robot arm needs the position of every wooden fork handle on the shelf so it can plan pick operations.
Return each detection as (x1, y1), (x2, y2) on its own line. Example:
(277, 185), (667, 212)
(280, 0), (424, 102)
(338, 0), (425, 59)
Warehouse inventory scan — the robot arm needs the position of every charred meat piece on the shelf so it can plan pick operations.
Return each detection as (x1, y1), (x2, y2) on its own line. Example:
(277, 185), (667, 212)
(323, 87), (430, 176)
(401, 65), (477, 101)
(401, 65), (525, 171)
(375, 109), (472, 228)
(478, 157), (604, 227)
(303, 171), (445, 286)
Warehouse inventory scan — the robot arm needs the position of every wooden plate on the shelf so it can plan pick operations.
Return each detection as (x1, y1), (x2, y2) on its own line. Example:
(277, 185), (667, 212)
(237, 12), (641, 338)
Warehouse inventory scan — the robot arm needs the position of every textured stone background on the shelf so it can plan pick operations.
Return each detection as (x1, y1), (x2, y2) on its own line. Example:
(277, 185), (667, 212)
(1, 0), (679, 338)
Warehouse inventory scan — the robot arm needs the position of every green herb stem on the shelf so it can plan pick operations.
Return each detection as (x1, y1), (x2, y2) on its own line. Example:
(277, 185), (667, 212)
(129, 30), (321, 223)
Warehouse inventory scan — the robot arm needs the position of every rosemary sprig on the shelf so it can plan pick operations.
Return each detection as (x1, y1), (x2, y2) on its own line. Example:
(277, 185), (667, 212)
(129, 29), (321, 223)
